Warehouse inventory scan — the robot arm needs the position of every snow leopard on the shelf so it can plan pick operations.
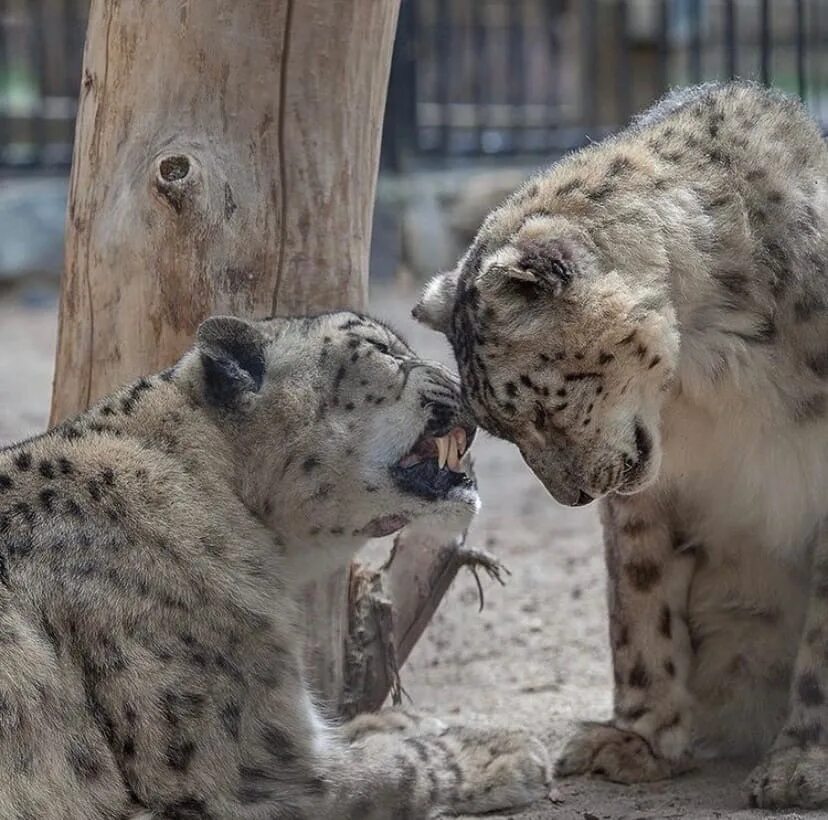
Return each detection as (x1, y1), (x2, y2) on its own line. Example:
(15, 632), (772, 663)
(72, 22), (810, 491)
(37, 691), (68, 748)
(0, 311), (550, 818)
(414, 81), (828, 808)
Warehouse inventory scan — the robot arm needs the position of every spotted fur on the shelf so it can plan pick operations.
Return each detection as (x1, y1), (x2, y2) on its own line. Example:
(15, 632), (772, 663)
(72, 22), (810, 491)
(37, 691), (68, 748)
(0, 312), (549, 818)
(414, 81), (828, 808)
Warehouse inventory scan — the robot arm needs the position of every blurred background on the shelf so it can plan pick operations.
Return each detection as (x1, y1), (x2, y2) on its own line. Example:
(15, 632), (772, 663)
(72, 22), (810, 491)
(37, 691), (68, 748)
(1, 8), (826, 815)
(1, 0), (826, 298)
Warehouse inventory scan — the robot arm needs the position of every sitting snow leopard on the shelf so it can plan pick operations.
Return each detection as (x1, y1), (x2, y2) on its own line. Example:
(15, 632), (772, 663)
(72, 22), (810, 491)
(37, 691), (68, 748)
(0, 311), (550, 819)
(413, 81), (828, 809)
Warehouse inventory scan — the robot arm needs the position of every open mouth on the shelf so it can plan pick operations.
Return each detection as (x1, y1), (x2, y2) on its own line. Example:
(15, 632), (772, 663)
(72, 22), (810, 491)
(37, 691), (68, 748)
(392, 426), (476, 500)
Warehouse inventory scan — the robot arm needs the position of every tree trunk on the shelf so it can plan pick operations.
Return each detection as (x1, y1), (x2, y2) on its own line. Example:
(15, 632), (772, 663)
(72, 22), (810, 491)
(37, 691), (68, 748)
(51, 0), (399, 709)
(52, 0), (398, 417)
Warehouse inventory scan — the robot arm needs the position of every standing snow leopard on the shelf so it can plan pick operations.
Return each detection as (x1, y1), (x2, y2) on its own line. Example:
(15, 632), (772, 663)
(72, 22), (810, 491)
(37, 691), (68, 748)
(413, 81), (828, 808)
(0, 312), (550, 818)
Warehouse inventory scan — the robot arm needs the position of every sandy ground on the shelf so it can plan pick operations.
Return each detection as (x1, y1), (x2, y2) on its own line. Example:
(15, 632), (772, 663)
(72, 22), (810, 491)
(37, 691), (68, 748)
(0, 281), (820, 820)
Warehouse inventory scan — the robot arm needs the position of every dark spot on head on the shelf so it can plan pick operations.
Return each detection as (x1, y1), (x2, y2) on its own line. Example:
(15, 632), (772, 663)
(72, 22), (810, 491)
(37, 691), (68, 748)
(534, 404), (547, 433)
(616, 704), (648, 722)
(613, 623), (629, 649)
(39, 488), (57, 513)
(162, 797), (210, 819)
(797, 671), (825, 707)
(68, 742), (101, 781)
(619, 517), (649, 538)
(624, 559), (661, 593)
(0, 474), (11, 492)
(87, 480), (102, 502)
(586, 181), (614, 201)
(608, 156), (632, 176)
(220, 702), (241, 741)
(12, 502), (35, 528)
(555, 178), (584, 196)
(659, 605), (672, 639)
(794, 394), (827, 424)
(166, 738), (197, 772)
(14, 452), (31, 472)
(260, 723), (297, 764)
(807, 350), (828, 379)
(628, 656), (651, 688)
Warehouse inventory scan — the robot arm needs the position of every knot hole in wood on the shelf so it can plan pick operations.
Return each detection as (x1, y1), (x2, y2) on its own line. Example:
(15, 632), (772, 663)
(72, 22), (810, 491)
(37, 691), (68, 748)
(154, 153), (199, 214)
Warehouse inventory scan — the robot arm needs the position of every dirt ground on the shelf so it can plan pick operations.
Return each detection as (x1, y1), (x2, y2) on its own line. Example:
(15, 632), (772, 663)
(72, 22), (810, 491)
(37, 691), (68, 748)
(0, 281), (819, 820)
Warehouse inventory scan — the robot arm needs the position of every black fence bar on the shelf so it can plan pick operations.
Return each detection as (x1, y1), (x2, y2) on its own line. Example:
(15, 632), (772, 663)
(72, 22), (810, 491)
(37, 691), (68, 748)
(30, 0), (47, 165)
(5, 0), (828, 169)
(724, 0), (737, 80)
(657, 0), (670, 91)
(760, 0), (771, 85)
(380, 0), (418, 171)
(547, 0), (562, 139)
(797, 0), (807, 99)
(581, 0), (598, 129)
(472, 0), (487, 154)
(616, 0), (630, 124)
(434, 0), (451, 156)
(0, 0), (7, 163)
(689, 0), (702, 84)
(507, 0), (525, 154)
(814, 0), (824, 122)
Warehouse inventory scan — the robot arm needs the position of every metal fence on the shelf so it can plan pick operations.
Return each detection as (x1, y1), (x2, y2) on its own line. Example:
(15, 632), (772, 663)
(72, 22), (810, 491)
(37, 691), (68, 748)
(383, 0), (828, 167)
(0, 0), (87, 168)
(0, 1), (826, 171)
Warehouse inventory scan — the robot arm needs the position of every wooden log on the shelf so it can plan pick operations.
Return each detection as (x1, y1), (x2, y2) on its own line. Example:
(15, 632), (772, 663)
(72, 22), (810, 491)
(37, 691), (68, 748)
(51, 0), (399, 420)
(50, 0), (400, 709)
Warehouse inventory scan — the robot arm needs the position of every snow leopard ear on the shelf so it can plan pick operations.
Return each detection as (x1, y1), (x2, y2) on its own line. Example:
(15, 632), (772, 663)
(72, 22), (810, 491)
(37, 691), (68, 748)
(196, 316), (267, 408)
(412, 268), (460, 336)
(483, 239), (574, 297)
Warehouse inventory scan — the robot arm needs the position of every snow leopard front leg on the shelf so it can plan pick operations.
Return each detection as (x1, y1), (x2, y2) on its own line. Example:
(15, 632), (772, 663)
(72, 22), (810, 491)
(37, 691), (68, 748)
(747, 522), (828, 809)
(556, 492), (696, 783)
